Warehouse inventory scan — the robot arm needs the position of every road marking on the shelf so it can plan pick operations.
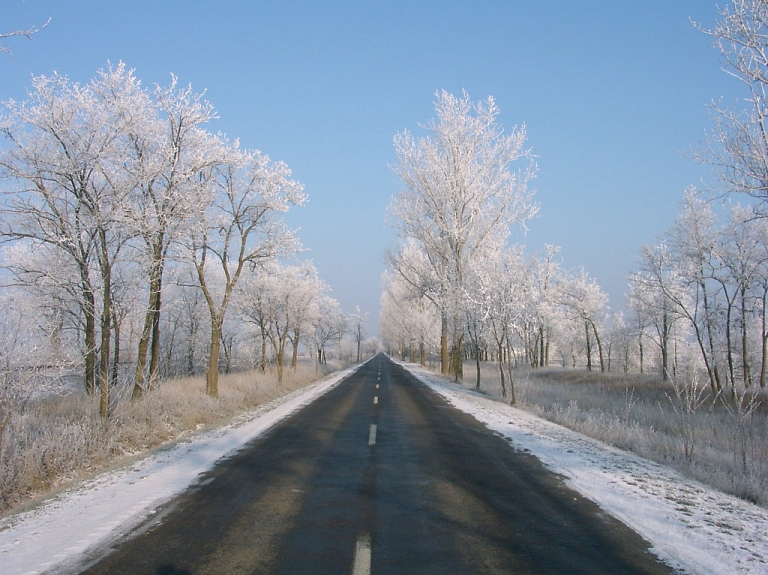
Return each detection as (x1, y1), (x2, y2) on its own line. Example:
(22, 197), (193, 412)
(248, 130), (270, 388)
(375, 384), (379, 389)
(352, 533), (371, 575)
(373, 396), (378, 404)
(368, 424), (377, 446)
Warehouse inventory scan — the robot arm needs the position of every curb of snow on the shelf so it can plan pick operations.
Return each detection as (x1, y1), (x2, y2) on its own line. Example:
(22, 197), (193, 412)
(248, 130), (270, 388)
(402, 362), (768, 575)
(0, 364), (360, 575)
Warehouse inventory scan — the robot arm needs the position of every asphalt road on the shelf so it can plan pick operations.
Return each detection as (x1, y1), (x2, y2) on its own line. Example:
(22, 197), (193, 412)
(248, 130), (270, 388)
(72, 353), (677, 575)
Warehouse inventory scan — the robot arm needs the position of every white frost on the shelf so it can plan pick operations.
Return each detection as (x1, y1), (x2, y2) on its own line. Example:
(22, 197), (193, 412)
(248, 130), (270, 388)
(405, 363), (768, 575)
(0, 366), (357, 575)
(2, 361), (767, 575)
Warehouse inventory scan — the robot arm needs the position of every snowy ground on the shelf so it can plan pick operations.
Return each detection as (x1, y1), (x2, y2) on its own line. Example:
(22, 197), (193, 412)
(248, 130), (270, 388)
(405, 362), (768, 575)
(0, 366), (359, 575)
(1, 360), (767, 575)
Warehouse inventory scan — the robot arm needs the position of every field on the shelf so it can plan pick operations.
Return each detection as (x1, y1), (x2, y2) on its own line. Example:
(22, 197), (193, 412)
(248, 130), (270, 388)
(452, 362), (768, 506)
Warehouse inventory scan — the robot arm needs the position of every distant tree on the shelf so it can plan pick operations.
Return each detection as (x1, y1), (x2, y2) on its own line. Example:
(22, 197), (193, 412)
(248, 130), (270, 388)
(311, 295), (347, 366)
(239, 262), (325, 382)
(474, 247), (528, 402)
(561, 269), (609, 372)
(389, 90), (537, 380)
(379, 268), (438, 364)
(349, 306), (368, 362)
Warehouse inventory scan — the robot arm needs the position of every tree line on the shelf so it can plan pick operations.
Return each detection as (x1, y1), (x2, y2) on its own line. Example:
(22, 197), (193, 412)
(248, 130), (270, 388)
(0, 63), (354, 419)
(382, 1), (768, 402)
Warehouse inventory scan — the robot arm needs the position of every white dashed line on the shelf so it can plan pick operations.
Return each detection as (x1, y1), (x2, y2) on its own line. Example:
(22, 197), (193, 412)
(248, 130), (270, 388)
(368, 424), (377, 446)
(373, 396), (378, 404)
(352, 533), (371, 575)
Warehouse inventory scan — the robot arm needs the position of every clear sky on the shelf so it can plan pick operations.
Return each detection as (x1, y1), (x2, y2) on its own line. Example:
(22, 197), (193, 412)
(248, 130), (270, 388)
(1, 1), (745, 336)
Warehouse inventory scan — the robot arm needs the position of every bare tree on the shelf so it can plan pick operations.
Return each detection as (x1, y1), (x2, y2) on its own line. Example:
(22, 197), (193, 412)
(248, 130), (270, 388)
(123, 74), (220, 398)
(697, 1), (768, 212)
(389, 90), (537, 380)
(189, 142), (305, 397)
(312, 295), (347, 366)
(349, 306), (368, 362)
(0, 66), (142, 416)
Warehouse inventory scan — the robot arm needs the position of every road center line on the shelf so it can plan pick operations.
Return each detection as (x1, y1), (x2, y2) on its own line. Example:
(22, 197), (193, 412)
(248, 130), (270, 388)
(373, 396), (378, 404)
(352, 533), (371, 575)
(368, 424), (377, 446)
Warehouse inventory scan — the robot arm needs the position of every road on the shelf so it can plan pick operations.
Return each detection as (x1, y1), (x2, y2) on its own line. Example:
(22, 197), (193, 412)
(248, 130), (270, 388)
(73, 354), (676, 575)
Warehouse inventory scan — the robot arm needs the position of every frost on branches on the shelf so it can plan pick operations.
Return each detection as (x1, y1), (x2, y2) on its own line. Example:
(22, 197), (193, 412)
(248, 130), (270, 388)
(387, 90), (538, 381)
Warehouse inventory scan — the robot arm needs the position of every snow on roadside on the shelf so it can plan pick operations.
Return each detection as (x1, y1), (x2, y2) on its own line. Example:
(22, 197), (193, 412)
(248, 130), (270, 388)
(0, 365), (359, 575)
(403, 362), (768, 575)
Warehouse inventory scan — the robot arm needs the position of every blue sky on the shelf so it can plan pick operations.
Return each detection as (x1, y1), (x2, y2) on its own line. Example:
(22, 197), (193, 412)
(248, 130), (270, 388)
(1, 1), (745, 335)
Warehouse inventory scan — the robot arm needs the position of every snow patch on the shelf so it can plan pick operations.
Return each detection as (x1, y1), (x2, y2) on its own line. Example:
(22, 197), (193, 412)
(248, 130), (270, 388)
(0, 365), (357, 575)
(404, 362), (768, 575)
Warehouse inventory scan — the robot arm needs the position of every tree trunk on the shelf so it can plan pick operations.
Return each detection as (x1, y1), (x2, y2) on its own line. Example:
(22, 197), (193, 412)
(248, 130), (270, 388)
(291, 329), (300, 369)
(206, 326), (221, 398)
(591, 320), (606, 373)
(474, 345), (481, 391)
(79, 266), (98, 396)
(132, 245), (164, 400)
(585, 321), (593, 371)
(505, 359), (516, 405)
(275, 343), (284, 384)
(740, 287), (751, 387)
(99, 276), (112, 419)
(111, 307), (121, 391)
(259, 325), (268, 373)
(148, 280), (163, 387)
(497, 340), (507, 400)
(440, 313), (449, 375)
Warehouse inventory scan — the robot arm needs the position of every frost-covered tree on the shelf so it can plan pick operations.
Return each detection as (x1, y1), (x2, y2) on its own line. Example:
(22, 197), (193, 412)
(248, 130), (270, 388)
(311, 295), (347, 366)
(379, 268), (439, 364)
(0, 66), (145, 416)
(560, 269), (609, 372)
(716, 205), (768, 387)
(389, 90), (537, 379)
(123, 72), (221, 398)
(667, 191), (725, 392)
(349, 306), (368, 363)
(237, 262), (325, 382)
(524, 245), (563, 368)
(188, 144), (305, 396)
(474, 246), (528, 402)
(628, 253), (685, 380)
(697, 0), (768, 211)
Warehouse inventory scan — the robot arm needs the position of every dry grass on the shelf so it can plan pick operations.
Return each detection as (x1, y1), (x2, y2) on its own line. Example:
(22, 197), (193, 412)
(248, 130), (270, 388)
(0, 360), (344, 513)
(453, 362), (768, 507)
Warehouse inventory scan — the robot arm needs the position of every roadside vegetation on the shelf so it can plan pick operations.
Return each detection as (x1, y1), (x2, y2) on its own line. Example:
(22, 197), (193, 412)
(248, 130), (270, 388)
(382, 2), (768, 510)
(449, 362), (768, 507)
(0, 361), (344, 514)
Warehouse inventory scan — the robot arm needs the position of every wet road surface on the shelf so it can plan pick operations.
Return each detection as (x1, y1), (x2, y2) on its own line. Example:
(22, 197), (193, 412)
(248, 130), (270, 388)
(72, 354), (676, 574)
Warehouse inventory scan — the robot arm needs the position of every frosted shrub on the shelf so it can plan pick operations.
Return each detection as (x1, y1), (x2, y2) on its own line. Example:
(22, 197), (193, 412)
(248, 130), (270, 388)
(454, 361), (768, 506)
(0, 361), (341, 512)
(663, 375), (712, 462)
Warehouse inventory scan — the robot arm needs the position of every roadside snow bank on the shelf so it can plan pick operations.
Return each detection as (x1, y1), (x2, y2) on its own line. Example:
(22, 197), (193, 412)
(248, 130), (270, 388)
(404, 363), (768, 575)
(0, 365), (358, 575)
